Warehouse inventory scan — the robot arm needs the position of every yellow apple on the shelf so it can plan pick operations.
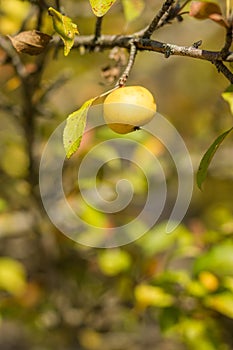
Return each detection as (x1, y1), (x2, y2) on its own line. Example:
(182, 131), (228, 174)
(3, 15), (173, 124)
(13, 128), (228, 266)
(103, 86), (157, 134)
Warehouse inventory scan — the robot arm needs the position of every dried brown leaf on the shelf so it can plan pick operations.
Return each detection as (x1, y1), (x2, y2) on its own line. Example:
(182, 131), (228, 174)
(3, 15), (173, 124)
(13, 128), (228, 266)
(189, 1), (221, 19)
(189, 1), (228, 27)
(209, 13), (229, 27)
(8, 30), (52, 55)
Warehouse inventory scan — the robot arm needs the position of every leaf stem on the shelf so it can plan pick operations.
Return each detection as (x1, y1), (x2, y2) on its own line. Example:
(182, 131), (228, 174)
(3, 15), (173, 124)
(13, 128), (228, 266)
(93, 16), (104, 43)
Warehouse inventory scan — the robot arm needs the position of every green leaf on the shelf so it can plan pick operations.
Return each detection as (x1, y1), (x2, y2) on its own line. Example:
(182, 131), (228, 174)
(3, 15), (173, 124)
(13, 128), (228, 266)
(63, 98), (95, 158)
(121, 0), (145, 22)
(136, 222), (193, 256)
(48, 7), (79, 56)
(196, 126), (233, 189)
(89, 0), (117, 17)
(222, 84), (233, 115)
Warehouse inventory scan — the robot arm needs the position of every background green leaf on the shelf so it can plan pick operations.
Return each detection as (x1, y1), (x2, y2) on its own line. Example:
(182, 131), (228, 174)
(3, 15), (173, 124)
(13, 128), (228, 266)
(193, 241), (233, 276)
(196, 126), (233, 189)
(89, 0), (117, 17)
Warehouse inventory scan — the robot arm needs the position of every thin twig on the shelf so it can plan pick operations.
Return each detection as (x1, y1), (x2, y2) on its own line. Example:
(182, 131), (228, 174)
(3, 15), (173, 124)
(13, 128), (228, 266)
(157, 0), (191, 28)
(0, 94), (22, 121)
(36, 72), (71, 106)
(214, 61), (233, 83)
(221, 23), (233, 59)
(116, 41), (137, 87)
(55, 0), (61, 11)
(142, 0), (175, 38)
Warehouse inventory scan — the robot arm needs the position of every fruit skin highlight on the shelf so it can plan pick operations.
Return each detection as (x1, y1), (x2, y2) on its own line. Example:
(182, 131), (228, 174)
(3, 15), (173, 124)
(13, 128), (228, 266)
(103, 86), (157, 134)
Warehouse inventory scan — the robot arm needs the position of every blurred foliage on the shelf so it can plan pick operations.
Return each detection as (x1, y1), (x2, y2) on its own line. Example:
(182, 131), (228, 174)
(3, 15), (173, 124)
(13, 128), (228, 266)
(0, 0), (233, 350)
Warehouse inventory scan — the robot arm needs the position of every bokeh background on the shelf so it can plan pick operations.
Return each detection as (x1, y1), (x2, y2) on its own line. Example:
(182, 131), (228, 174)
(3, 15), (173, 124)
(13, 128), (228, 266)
(0, 0), (233, 349)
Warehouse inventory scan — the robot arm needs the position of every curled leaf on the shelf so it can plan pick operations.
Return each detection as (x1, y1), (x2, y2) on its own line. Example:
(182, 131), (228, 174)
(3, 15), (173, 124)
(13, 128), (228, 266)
(48, 7), (79, 56)
(8, 30), (52, 55)
(89, 0), (117, 17)
(189, 1), (222, 19)
(208, 12), (229, 27)
(189, 1), (228, 27)
(196, 126), (233, 189)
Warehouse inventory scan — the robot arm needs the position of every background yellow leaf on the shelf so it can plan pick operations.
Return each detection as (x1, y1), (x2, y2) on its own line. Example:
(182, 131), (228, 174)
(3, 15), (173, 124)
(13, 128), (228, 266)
(122, 0), (145, 22)
(0, 257), (27, 296)
(89, 0), (118, 17)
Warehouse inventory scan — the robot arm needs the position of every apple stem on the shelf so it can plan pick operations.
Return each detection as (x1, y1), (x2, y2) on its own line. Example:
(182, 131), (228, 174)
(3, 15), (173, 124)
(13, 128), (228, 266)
(116, 40), (137, 87)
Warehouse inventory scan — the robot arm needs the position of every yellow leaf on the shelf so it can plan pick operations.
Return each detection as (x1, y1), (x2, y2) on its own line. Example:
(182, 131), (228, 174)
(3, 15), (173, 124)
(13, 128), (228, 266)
(63, 98), (96, 158)
(63, 87), (117, 158)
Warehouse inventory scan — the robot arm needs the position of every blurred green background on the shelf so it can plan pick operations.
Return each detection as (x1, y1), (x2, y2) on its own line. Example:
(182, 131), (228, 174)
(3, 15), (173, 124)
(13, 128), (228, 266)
(0, 0), (233, 349)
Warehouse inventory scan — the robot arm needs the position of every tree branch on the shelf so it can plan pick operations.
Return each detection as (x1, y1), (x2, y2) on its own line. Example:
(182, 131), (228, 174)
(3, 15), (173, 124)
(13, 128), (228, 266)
(68, 35), (233, 63)
(0, 35), (49, 194)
